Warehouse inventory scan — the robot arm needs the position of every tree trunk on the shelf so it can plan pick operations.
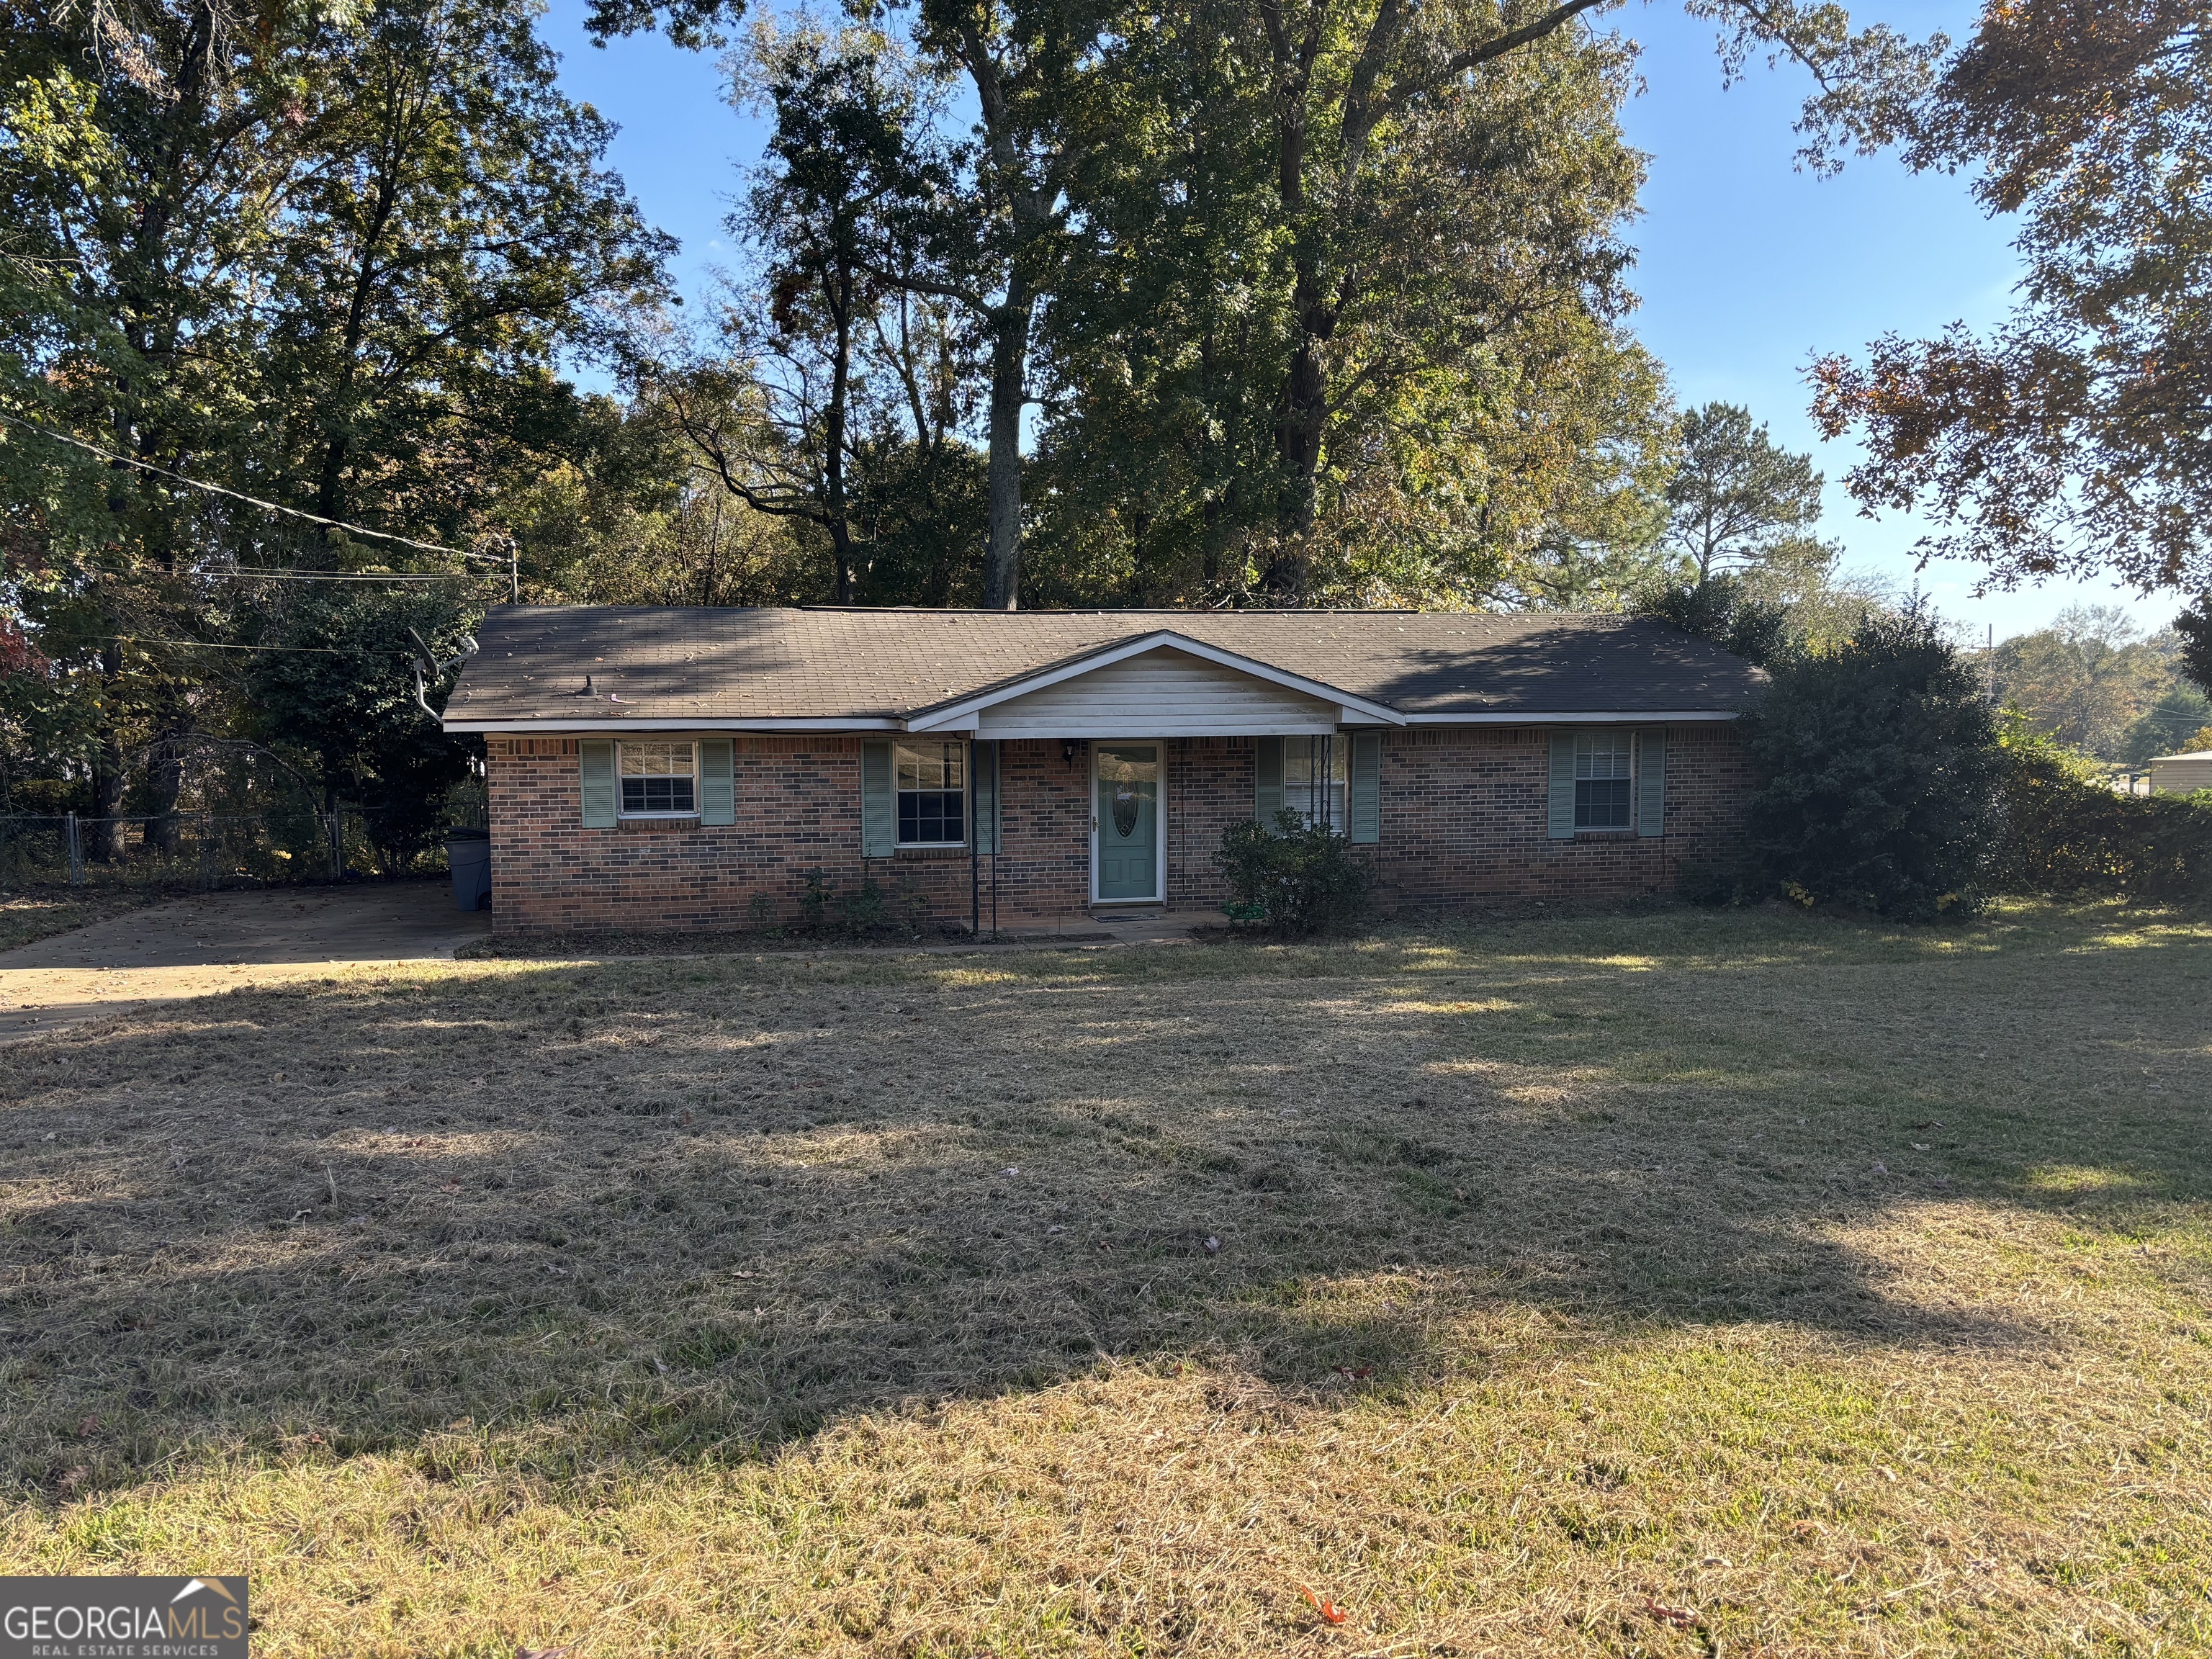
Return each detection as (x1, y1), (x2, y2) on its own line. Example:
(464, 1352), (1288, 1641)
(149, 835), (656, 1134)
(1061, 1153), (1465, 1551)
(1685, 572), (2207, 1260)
(824, 263), (856, 603)
(1263, 10), (1328, 598)
(147, 703), (190, 855)
(827, 518), (857, 604)
(951, 27), (1050, 613)
(92, 644), (127, 862)
(1259, 0), (1413, 596)
(316, 428), (353, 526)
(317, 176), (398, 526)
(982, 283), (1033, 611)
(1269, 268), (1331, 594)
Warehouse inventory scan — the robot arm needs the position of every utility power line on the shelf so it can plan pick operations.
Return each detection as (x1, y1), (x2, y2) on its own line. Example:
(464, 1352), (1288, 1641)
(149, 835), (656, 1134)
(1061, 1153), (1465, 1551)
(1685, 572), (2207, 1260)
(99, 636), (389, 656)
(0, 408), (518, 593)
(197, 567), (472, 583)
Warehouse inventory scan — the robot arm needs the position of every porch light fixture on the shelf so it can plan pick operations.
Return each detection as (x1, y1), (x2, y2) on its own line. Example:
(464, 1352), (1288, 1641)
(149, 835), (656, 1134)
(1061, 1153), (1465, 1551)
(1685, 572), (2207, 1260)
(1062, 738), (1082, 768)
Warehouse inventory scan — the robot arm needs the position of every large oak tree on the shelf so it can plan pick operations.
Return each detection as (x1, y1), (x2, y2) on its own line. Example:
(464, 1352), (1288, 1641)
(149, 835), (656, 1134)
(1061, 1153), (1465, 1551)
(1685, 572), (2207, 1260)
(1813, 0), (2212, 595)
(596, 0), (1937, 607)
(1, 0), (667, 840)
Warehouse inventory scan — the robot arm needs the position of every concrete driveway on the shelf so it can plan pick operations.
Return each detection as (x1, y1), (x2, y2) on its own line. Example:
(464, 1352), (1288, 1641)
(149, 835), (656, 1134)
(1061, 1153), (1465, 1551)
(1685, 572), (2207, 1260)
(0, 879), (490, 1041)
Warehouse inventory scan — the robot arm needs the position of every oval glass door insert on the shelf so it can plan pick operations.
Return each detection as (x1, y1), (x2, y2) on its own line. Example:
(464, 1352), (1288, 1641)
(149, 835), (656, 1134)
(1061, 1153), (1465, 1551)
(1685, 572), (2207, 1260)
(1112, 784), (1140, 837)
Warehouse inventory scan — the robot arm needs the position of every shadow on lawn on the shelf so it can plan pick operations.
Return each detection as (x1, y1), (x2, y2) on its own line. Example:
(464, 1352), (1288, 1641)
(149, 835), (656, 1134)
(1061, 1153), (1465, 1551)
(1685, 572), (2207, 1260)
(4, 910), (2208, 1496)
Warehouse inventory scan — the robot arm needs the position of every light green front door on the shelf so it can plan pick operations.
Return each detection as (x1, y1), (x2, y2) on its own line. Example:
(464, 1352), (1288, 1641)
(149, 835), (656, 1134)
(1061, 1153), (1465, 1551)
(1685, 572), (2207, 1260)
(1095, 745), (1159, 901)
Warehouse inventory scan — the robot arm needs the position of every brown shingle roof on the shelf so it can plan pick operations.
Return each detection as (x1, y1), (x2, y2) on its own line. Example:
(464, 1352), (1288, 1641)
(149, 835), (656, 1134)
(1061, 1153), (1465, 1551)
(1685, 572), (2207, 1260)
(445, 606), (1765, 724)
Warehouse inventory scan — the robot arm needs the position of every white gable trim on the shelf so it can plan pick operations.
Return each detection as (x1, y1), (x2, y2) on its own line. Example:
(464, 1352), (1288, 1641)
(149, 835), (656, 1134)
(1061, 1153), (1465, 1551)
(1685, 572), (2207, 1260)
(902, 631), (1406, 732)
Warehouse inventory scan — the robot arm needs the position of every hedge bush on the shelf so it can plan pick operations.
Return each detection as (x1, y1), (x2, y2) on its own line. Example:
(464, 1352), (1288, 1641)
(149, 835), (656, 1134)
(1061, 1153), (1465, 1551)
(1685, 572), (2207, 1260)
(1995, 719), (2212, 902)
(1740, 611), (2005, 918)
(796, 868), (933, 938)
(1215, 811), (1372, 937)
(1696, 608), (2212, 915)
(1636, 576), (1791, 668)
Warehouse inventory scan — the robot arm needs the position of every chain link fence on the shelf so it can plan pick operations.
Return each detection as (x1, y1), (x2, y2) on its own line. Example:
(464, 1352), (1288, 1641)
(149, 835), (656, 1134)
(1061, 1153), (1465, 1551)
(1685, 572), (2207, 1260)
(0, 803), (486, 894)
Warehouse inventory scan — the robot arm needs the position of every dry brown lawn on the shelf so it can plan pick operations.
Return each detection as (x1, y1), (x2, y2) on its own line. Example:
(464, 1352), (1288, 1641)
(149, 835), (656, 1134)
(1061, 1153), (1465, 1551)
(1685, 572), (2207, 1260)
(0, 886), (166, 953)
(2, 902), (2208, 1657)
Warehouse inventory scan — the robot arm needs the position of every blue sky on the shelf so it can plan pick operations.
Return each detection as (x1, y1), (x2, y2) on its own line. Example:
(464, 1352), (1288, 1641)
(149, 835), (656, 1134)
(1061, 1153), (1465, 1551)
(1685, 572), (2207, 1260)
(539, 0), (2182, 642)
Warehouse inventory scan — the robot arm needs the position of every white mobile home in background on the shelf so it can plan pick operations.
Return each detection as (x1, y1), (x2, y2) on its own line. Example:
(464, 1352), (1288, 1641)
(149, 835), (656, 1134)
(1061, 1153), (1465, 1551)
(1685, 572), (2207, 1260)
(2148, 751), (2212, 794)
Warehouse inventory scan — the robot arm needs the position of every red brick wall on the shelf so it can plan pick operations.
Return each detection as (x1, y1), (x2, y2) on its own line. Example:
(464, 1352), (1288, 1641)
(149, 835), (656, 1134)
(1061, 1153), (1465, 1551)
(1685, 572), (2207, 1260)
(487, 735), (1094, 933)
(1371, 724), (1752, 907)
(1166, 738), (1251, 910)
(487, 734), (878, 932)
(987, 740), (1089, 919)
(485, 726), (1750, 932)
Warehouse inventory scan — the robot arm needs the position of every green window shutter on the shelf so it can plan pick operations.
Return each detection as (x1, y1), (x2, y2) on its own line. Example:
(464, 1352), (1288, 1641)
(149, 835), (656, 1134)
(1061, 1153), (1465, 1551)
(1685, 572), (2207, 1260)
(580, 739), (616, 828)
(1547, 731), (1576, 840)
(861, 739), (896, 857)
(1637, 727), (1666, 837)
(972, 740), (999, 854)
(1254, 736), (1283, 829)
(700, 737), (735, 826)
(1349, 732), (1381, 843)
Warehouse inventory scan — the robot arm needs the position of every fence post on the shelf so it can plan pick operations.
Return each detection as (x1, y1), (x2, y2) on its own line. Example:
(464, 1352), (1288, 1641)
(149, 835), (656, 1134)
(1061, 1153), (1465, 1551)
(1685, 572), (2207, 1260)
(328, 809), (343, 881)
(66, 811), (82, 886)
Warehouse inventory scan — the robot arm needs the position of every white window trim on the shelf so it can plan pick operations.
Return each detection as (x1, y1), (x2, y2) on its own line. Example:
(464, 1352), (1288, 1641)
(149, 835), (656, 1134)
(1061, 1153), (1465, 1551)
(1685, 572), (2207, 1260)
(1089, 738), (1167, 905)
(894, 738), (968, 849)
(1280, 733), (1350, 832)
(1571, 729), (1638, 833)
(616, 739), (700, 819)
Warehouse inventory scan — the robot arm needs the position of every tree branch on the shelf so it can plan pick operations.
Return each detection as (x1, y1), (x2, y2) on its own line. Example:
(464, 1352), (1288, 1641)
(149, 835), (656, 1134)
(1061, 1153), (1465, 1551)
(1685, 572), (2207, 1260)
(1377, 0), (1614, 120)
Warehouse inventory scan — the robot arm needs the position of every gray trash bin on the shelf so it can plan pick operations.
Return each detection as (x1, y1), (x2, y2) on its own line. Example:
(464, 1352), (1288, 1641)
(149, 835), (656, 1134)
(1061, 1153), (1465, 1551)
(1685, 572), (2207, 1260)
(446, 828), (491, 911)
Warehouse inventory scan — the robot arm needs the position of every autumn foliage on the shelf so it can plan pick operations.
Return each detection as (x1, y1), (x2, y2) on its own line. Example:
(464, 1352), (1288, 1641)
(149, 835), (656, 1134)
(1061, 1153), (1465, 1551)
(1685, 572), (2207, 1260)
(1812, 0), (2212, 591)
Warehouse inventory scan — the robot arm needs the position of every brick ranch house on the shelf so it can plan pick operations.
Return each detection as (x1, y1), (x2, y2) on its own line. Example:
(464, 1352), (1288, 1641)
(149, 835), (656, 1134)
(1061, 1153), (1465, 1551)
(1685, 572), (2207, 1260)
(442, 606), (1764, 932)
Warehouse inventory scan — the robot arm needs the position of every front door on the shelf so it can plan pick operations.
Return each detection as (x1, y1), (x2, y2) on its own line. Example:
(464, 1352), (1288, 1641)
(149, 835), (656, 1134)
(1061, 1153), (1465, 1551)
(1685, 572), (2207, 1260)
(1094, 744), (1160, 902)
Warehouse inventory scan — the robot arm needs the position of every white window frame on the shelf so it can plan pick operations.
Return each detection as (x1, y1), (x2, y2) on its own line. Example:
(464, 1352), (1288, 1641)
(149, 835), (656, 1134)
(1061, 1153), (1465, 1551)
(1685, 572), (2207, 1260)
(1573, 729), (1635, 831)
(616, 739), (698, 819)
(1281, 734), (1349, 832)
(894, 739), (967, 848)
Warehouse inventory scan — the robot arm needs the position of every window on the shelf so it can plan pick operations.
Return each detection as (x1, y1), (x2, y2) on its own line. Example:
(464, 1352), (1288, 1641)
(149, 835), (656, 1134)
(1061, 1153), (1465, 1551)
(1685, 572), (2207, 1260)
(896, 740), (965, 845)
(619, 741), (696, 816)
(1283, 735), (1347, 830)
(1574, 731), (1633, 829)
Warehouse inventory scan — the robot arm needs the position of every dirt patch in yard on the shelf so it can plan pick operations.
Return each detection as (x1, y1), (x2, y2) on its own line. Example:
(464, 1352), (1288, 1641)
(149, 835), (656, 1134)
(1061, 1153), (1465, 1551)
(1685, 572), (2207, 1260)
(1, 903), (2208, 1655)
(0, 887), (168, 953)
(0, 880), (488, 1041)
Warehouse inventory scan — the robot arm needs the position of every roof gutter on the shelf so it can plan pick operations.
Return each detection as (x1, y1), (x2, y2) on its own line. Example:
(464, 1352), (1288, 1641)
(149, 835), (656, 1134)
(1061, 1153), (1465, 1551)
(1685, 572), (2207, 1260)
(441, 716), (904, 734)
(1396, 710), (1742, 725)
(444, 709), (1743, 734)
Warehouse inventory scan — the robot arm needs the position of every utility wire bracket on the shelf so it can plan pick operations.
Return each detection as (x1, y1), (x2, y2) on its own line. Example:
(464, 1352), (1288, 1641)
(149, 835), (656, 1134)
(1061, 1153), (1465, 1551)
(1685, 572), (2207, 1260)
(409, 628), (480, 721)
